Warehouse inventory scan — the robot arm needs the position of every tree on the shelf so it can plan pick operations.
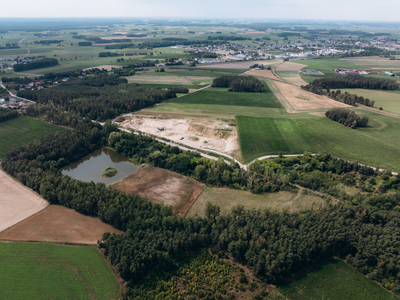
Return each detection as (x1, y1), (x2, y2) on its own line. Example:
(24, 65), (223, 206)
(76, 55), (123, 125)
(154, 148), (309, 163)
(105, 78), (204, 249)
(205, 201), (220, 219)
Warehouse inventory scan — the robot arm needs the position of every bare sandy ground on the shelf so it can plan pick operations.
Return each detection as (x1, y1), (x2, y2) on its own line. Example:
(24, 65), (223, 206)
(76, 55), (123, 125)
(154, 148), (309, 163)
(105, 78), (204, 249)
(121, 116), (239, 155)
(112, 166), (205, 216)
(0, 205), (122, 244)
(276, 61), (308, 71)
(84, 65), (122, 71)
(246, 69), (282, 81)
(197, 60), (277, 69)
(274, 81), (351, 111)
(285, 76), (308, 86)
(0, 169), (48, 233)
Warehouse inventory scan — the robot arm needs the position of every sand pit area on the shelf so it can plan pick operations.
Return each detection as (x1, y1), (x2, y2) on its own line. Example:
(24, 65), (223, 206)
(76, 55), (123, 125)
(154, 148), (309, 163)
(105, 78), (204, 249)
(246, 69), (282, 81)
(84, 65), (122, 71)
(274, 81), (351, 111)
(0, 170), (48, 233)
(0, 205), (122, 244)
(276, 61), (308, 71)
(112, 166), (205, 216)
(198, 60), (277, 69)
(121, 116), (239, 156)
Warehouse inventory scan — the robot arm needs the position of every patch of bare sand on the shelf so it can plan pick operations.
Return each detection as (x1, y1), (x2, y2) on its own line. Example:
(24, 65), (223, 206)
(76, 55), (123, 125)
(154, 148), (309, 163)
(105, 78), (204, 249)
(274, 81), (351, 111)
(276, 61), (308, 71)
(112, 166), (205, 216)
(84, 65), (122, 71)
(188, 89), (197, 93)
(246, 69), (282, 81)
(198, 60), (277, 69)
(285, 76), (308, 86)
(0, 205), (122, 244)
(0, 170), (48, 233)
(121, 116), (239, 156)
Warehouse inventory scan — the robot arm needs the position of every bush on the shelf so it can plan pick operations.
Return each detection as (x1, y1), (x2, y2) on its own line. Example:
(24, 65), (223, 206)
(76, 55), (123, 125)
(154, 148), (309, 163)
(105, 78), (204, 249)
(102, 167), (118, 177)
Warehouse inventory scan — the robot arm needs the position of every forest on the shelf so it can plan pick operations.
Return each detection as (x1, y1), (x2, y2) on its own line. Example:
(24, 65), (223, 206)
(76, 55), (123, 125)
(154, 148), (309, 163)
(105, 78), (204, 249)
(13, 58), (59, 72)
(212, 76), (265, 92)
(325, 108), (369, 128)
(0, 108), (18, 123)
(18, 75), (176, 121)
(306, 76), (399, 90)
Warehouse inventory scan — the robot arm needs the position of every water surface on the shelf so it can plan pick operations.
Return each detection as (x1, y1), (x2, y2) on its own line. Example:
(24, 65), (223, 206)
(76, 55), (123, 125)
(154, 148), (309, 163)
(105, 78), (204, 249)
(61, 148), (138, 185)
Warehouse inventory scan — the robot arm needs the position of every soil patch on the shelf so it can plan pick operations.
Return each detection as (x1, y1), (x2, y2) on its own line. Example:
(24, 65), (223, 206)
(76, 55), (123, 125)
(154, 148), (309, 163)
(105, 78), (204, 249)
(274, 81), (351, 111)
(285, 76), (308, 86)
(276, 61), (308, 71)
(121, 115), (239, 155)
(111, 166), (205, 216)
(0, 169), (48, 233)
(246, 69), (282, 81)
(84, 65), (122, 71)
(0, 205), (122, 244)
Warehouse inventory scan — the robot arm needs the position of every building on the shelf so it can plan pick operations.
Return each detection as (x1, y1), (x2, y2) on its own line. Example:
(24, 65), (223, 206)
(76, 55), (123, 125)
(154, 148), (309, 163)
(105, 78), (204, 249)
(384, 72), (395, 77)
(0, 99), (4, 104)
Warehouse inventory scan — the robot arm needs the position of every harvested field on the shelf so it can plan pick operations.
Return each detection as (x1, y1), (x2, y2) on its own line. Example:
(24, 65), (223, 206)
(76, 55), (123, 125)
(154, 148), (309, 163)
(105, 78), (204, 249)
(0, 205), (122, 245)
(84, 65), (122, 71)
(121, 115), (239, 156)
(246, 69), (282, 81)
(0, 170), (48, 233)
(276, 61), (308, 71)
(274, 81), (350, 111)
(126, 74), (213, 85)
(111, 166), (205, 216)
(339, 57), (400, 68)
(197, 60), (277, 69)
(285, 76), (308, 86)
(101, 36), (129, 40)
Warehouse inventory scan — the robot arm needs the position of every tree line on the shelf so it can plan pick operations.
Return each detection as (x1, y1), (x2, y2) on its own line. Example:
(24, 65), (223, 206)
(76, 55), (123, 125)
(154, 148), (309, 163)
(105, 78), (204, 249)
(307, 76), (399, 90)
(13, 58), (59, 72)
(0, 108), (18, 123)
(212, 76), (265, 92)
(325, 108), (369, 129)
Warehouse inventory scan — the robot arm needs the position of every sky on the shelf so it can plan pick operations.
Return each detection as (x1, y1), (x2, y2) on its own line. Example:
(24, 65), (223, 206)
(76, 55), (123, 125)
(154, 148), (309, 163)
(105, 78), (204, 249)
(1, 0), (400, 22)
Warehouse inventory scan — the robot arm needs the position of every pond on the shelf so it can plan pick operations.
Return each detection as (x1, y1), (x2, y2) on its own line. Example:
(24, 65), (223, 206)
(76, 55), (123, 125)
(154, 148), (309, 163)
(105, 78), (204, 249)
(61, 148), (138, 185)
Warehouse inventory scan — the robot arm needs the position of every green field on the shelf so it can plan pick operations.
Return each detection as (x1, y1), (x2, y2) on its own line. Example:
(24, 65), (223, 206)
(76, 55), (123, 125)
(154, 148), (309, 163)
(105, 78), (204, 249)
(0, 116), (65, 159)
(333, 88), (400, 114)
(236, 116), (315, 163)
(0, 242), (119, 300)
(278, 259), (399, 300)
(187, 187), (325, 217)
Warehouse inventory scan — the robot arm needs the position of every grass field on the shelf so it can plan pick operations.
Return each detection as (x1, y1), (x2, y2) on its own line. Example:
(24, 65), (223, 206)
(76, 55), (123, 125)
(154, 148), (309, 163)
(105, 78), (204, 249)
(333, 89), (400, 114)
(0, 242), (119, 300)
(278, 259), (399, 300)
(170, 85), (282, 108)
(236, 116), (315, 163)
(0, 116), (65, 159)
(187, 187), (325, 217)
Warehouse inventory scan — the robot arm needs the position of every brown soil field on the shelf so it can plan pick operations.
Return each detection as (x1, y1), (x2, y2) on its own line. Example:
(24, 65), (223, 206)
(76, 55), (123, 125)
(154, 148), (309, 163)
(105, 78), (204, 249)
(0, 205), (122, 244)
(276, 61), (308, 71)
(101, 36), (129, 40)
(126, 74), (213, 85)
(188, 89), (197, 93)
(274, 81), (351, 111)
(112, 166), (205, 216)
(84, 65), (122, 71)
(0, 170), (48, 233)
(246, 69), (282, 81)
(285, 76), (308, 86)
(197, 60), (277, 69)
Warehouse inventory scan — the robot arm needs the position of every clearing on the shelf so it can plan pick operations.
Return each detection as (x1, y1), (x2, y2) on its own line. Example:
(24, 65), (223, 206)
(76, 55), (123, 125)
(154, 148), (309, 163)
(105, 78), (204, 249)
(0, 169), (48, 233)
(273, 81), (350, 111)
(0, 205), (122, 245)
(236, 116), (315, 163)
(187, 187), (325, 217)
(0, 242), (120, 300)
(121, 115), (239, 156)
(111, 165), (205, 216)
(278, 258), (399, 300)
(0, 116), (65, 159)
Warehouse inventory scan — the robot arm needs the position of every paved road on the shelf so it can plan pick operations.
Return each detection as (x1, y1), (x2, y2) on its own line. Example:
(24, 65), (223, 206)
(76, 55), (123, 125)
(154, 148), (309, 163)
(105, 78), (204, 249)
(0, 81), (36, 103)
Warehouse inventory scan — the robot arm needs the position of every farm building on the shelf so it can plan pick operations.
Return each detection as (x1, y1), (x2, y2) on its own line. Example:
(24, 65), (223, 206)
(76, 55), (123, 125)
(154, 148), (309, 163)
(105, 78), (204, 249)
(384, 72), (395, 76)
(0, 99), (4, 104)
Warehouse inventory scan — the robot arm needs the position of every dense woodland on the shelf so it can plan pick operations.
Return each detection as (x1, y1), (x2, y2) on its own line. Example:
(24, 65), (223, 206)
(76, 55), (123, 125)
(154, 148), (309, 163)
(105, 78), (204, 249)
(306, 76), (399, 90)
(13, 58), (59, 72)
(325, 108), (369, 129)
(0, 108), (18, 123)
(18, 75), (176, 121)
(212, 76), (265, 92)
